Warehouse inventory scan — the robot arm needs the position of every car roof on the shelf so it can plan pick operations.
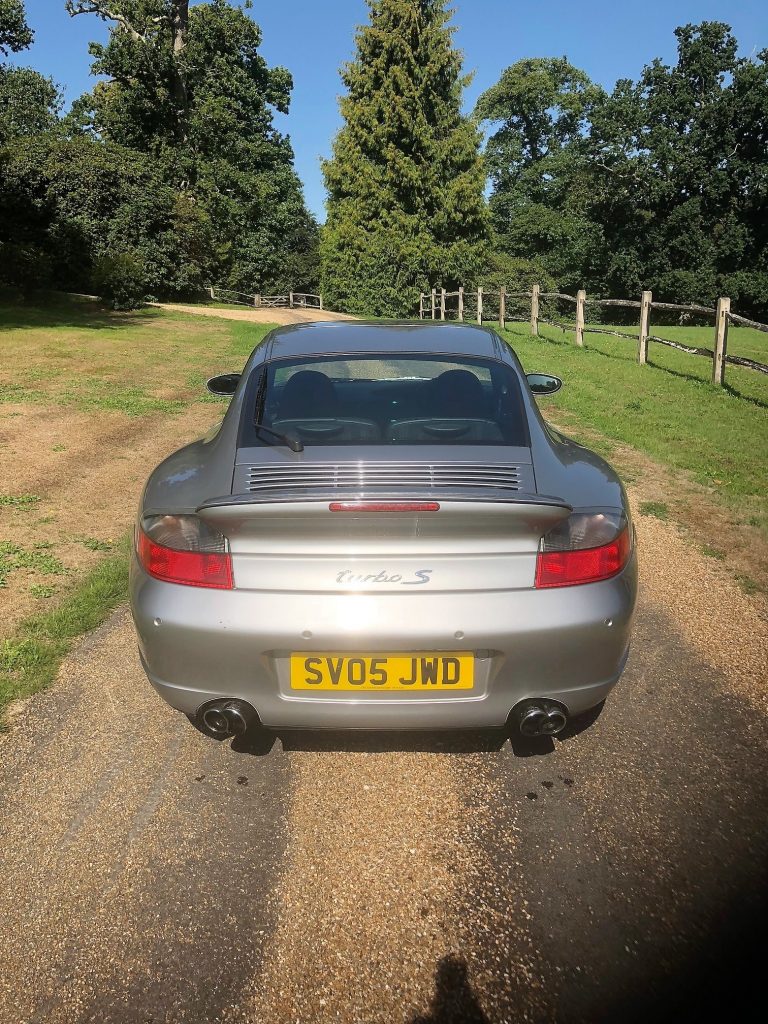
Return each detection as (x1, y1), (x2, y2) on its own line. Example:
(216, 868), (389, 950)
(257, 321), (510, 362)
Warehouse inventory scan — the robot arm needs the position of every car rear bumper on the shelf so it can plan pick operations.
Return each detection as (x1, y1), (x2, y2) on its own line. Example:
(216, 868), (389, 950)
(130, 552), (637, 730)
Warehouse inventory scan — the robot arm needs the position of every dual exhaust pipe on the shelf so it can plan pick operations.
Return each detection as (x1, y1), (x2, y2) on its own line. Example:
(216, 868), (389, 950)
(200, 698), (258, 739)
(513, 699), (568, 737)
(198, 696), (567, 740)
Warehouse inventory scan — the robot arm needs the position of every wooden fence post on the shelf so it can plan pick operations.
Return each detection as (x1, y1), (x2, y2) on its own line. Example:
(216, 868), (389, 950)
(499, 286), (506, 330)
(530, 284), (540, 336)
(638, 289), (652, 364)
(440, 288), (446, 321)
(254, 294), (261, 308)
(289, 291), (294, 308)
(477, 287), (483, 325)
(431, 289), (436, 320)
(209, 286), (215, 300)
(713, 296), (730, 386)
(575, 289), (586, 347)
(458, 286), (464, 322)
(419, 293), (424, 319)
(319, 294), (323, 310)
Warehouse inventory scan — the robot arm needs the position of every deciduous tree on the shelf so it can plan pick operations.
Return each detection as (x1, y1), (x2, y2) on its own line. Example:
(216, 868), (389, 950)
(66, 0), (318, 296)
(0, 0), (33, 53)
(475, 57), (604, 294)
(0, 1), (62, 291)
(589, 23), (768, 313)
(476, 25), (768, 318)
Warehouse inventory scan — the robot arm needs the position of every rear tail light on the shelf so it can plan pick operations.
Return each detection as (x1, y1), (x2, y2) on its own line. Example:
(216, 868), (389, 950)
(137, 514), (233, 589)
(535, 510), (632, 588)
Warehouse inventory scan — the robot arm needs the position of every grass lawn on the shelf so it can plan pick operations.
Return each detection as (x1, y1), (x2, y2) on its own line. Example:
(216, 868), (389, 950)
(498, 320), (768, 535)
(0, 538), (130, 720)
(0, 293), (273, 409)
(0, 293), (276, 720)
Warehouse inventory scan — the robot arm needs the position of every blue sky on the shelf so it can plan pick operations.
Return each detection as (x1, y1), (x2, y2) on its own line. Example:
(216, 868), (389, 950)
(11, 1), (768, 220)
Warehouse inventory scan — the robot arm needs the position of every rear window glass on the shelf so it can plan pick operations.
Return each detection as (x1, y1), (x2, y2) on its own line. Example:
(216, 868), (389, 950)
(242, 354), (528, 447)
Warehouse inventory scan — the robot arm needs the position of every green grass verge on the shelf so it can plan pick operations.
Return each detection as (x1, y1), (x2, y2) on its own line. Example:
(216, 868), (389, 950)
(0, 536), (130, 724)
(0, 295), (282, 724)
(499, 322), (768, 534)
(638, 501), (670, 521)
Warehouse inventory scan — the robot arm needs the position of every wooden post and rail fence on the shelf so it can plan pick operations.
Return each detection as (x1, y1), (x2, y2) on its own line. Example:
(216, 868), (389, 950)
(418, 285), (768, 387)
(209, 285), (323, 310)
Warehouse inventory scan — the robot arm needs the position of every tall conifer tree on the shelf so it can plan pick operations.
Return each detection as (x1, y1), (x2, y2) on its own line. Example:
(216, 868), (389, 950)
(322, 0), (490, 315)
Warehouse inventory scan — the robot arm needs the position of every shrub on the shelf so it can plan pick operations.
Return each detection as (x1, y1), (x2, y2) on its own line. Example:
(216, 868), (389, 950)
(91, 251), (146, 310)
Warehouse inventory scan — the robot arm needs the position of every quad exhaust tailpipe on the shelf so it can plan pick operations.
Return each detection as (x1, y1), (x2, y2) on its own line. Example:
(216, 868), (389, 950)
(513, 699), (568, 737)
(200, 699), (257, 738)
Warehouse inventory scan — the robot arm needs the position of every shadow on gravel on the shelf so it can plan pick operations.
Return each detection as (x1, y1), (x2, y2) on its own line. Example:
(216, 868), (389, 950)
(411, 954), (488, 1024)
(229, 703), (604, 758)
(509, 701), (605, 757)
(594, 887), (768, 1024)
(234, 728), (508, 756)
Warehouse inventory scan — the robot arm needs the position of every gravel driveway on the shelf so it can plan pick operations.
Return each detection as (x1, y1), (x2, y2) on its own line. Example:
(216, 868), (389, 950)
(0, 494), (766, 1024)
(152, 303), (356, 325)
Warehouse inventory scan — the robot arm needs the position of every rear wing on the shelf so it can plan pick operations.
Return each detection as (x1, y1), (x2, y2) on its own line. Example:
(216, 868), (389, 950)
(197, 489), (571, 511)
(195, 492), (573, 543)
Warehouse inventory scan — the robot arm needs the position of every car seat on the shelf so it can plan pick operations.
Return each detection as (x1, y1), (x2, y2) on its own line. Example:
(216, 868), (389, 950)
(277, 370), (339, 419)
(426, 369), (486, 417)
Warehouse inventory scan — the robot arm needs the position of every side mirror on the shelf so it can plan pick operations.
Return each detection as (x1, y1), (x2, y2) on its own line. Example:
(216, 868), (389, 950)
(526, 372), (563, 395)
(206, 373), (241, 396)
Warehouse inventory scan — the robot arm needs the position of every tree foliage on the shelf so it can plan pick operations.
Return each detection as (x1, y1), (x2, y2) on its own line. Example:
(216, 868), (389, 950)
(590, 23), (768, 313)
(476, 24), (768, 318)
(322, 0), (491, 315)
(0, 2), (62, 290)
(475, 57), (605, 293)
(66, 0), (318, 297)
(0, 66), (60, 145)
(0, 0), (60, 146)
(0, 0), (32, 54)
(3, 7), (767, 318)
(0, 1), (318, 305)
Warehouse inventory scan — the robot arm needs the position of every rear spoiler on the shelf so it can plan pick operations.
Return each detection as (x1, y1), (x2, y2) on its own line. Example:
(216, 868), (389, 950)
(196, 490), (572, 511)
(195, 493), (573, 538)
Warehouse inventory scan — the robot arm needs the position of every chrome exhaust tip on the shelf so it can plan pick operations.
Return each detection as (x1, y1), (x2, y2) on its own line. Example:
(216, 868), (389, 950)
(513, 700), (568, 738)
(200, 699), (257, 738)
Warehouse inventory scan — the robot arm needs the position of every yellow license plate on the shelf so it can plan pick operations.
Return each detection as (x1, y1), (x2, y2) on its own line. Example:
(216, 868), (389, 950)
(289, 652), (474, 691)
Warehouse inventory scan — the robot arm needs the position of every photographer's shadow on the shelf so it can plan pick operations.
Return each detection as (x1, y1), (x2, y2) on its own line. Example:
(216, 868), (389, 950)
(411, 954), (488, 1024)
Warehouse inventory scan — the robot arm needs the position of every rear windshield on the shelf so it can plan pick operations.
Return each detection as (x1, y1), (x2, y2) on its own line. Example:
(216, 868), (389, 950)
(242, 354), (528, 447)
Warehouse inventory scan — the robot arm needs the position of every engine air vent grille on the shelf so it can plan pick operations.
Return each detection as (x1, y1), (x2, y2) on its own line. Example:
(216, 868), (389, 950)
(241, 462), (533, 495)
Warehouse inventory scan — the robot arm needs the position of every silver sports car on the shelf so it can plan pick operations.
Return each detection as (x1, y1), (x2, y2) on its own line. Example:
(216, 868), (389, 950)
(130, 322), (637, 740)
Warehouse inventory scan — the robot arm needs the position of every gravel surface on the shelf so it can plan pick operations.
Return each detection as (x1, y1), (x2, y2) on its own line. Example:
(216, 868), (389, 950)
(224, 743), (479, 1023)
(0, 612), (289, 1024)
(0, 486), (766, 1023)
(151, 304), (355, 325)
(628, 491), (768, 711)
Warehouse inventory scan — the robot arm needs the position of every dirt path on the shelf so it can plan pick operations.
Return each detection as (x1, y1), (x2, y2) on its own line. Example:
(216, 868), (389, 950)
(0, 302), (252, 640)
(0, 403), (225, 638)
(152, 303), (356, 325)
(0, 471), (766, 1022)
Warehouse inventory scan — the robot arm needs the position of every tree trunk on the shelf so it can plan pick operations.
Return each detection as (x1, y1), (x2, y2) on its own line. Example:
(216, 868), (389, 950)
(170, 1), (189, 146)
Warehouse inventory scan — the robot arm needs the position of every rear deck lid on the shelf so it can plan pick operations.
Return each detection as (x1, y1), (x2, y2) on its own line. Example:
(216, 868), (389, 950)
(199, 451), (568, 593)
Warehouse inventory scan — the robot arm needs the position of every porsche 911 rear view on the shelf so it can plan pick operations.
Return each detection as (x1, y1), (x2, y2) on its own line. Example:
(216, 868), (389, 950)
(130, 322), (637, 741)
